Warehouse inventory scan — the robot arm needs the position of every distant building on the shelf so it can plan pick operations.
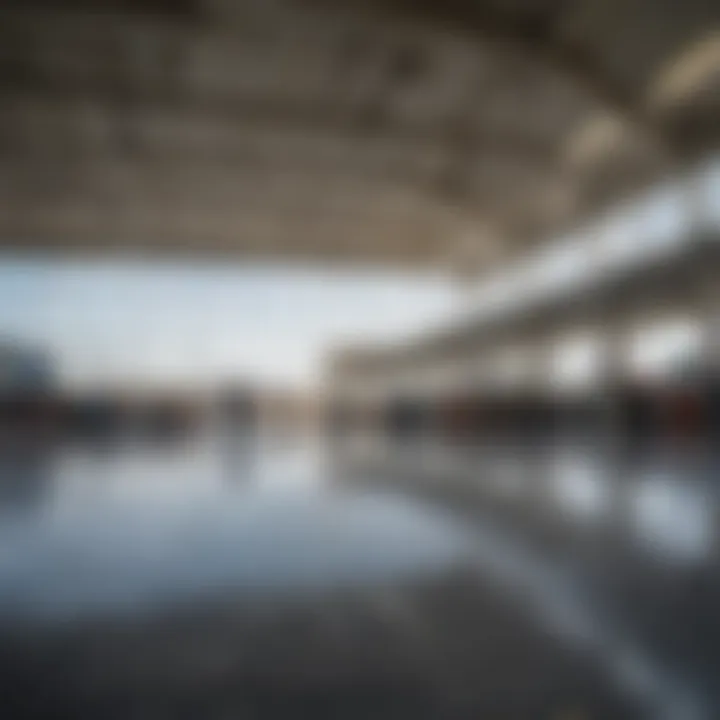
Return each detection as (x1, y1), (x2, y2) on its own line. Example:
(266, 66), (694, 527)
(0, 342), (54, 396)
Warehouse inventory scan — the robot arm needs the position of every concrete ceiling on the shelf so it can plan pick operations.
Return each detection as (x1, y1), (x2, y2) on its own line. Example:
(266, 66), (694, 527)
(0, 0), (718, 272)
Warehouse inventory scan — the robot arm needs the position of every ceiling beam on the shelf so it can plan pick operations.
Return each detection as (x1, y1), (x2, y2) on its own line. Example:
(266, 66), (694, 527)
(335, 0), (683, 161)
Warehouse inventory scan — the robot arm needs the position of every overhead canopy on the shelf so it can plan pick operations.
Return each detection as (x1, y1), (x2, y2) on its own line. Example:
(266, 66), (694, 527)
(0, 0), (718, 270)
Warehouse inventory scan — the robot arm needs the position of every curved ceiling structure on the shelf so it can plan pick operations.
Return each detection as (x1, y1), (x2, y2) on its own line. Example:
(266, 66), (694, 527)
(0, 0), (718, 270)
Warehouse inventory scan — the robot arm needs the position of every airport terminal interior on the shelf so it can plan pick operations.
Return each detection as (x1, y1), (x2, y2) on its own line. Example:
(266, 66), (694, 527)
(1, 0), (720, 718)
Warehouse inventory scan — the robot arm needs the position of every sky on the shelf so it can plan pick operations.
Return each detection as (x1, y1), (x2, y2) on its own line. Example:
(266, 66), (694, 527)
(0, 256), (457, 390)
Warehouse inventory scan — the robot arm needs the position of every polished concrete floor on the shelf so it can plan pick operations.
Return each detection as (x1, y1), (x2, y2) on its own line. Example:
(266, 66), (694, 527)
(1, 433), (718, 719)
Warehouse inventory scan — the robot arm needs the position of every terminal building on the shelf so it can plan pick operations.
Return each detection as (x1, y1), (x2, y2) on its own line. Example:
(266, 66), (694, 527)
(2, 0), (719, 501)
(327, 158), (720, 454)
(2, 2), (720, 718)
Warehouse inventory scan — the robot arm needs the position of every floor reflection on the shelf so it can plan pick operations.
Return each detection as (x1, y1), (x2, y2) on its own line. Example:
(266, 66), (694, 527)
(0, 443), (55, 515)
(2, 434), (720, 718)
(0, 435), (476, 623)
(629, 463), (716, 564)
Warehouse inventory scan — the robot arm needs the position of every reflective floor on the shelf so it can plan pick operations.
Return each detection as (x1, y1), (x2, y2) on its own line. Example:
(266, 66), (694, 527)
(2, 433), (720, 719)
(0, 435), (479, 620)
